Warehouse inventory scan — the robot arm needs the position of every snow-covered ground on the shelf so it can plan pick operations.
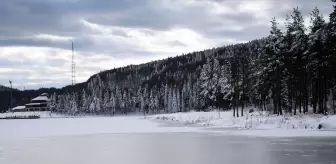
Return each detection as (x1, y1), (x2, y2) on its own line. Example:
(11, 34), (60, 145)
(149, 110), (336, 137)
(0, 111), (66, 119)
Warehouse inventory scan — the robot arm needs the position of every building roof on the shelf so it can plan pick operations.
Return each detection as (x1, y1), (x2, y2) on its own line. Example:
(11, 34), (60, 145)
(32, 95), (49, 101)
(26, 103), (42, 106)
(12, 106), (25, 111)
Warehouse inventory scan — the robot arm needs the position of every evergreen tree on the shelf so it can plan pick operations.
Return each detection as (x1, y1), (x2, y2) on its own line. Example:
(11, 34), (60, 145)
(81, 89), (89, 113)
(308, 7), (327, 113)
(103, 91), (110, 112)
(200, 59), (213, 107)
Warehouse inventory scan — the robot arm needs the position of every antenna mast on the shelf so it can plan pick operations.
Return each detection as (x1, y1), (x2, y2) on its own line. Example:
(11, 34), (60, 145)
(71, 42), (77, 114)
(72, 42), (76, 86)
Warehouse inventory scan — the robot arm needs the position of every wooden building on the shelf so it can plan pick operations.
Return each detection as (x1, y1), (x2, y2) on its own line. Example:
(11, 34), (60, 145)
(25, 93), (49, 111)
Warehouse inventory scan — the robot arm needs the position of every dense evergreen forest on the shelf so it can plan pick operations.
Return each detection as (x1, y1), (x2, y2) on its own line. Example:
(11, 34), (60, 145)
(1, 4), (336, 116)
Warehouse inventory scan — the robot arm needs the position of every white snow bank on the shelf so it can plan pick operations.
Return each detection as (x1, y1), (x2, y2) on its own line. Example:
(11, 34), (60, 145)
(210, 129), (336, 137)
(319, 115), (336, 129)
(0, 111), (66, 119)
(11, 106), (25, 110)
(150, 110), (336, 131)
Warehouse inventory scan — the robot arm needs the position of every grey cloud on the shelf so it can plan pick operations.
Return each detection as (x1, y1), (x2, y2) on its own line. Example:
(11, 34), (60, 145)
(0, 0), (333, 49)
(168, 40), (187, 47)
(0, 0), (334, 88)
(0, 78), (66, 89)
(0, 59), (18, 67)
(111, 29), (131, 38)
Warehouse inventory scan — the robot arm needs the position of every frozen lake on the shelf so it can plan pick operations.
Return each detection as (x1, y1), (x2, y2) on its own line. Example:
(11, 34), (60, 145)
(0, 116), (336, 164)
(1, 133), (336, 164)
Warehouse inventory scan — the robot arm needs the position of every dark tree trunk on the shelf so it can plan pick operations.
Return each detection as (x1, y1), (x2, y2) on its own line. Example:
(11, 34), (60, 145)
(294, 93), (297, 115)
(298, 78), (302, 114)
(288, 84), (293, 114)
(236, 91), (239, 118)
(333, 87), (335, 114)
(324, 76), (328, 114)
(273, 97), (277, 114)
(313, 78), (317, 113)
(276, 63), (282, 115)
(233, 90), (236, 117)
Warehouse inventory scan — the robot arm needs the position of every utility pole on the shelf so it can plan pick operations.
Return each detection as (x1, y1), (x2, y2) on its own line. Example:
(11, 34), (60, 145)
(9, 80), (12, 111)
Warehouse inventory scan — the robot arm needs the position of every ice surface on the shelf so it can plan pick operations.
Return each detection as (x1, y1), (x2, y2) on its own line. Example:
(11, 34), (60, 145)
(0, 116), (201, 140)
(1, 110), (335, 141)
(2, 132), (335, 164)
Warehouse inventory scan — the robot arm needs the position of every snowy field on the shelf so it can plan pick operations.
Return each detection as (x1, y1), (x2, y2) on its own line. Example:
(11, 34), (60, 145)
(149, 110), (336, 137)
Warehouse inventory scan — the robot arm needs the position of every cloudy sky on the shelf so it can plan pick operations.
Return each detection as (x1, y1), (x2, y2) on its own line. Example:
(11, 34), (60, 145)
(0, 0), (334, 89)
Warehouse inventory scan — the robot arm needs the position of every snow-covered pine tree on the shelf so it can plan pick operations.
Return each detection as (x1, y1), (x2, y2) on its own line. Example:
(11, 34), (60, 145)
(80, 89), (88, 113)
(89, 99), (95, 113)
(177, 88), (181, 112)
(181, 83), (187, 112)
(47, 93), (56, 112)
(172, 87), (177, 113)
(168, 86), (173, 113)
(219, 63), (232, 110)
(70, 93), (78, 115)
(260, 17), (286, 115)
(95, 96), (101, 114)
(194, 79), (204, 110)
(286, 7), (308, 115)
(187, 75), (193, 109)
(122, 91), (127, 114)
(116, 86), (122, 111)
(141, 86), (148, 114)
(56, 95), (63, 113)
(200, 59), (213, 108)
(212, 58), (221, 97)
(328, 4), (336, 114)
(308, 7), (327, 114)
(149, 88), (155, 113)
(164, 83), (168, 112)
(110, 92), (116, 115)
(103, 91), (110, 113)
